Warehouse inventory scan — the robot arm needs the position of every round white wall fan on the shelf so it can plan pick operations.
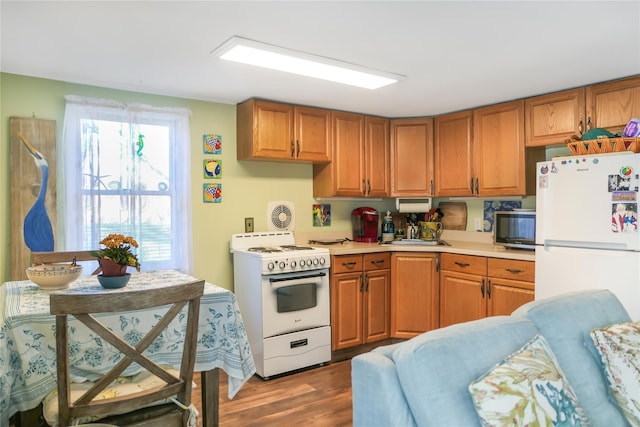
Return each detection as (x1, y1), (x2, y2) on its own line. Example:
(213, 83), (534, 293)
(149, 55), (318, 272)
(267, 201), (296, 231)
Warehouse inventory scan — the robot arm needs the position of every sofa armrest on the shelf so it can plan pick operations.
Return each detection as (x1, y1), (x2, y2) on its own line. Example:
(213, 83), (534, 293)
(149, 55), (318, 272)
(352, 351), (416, 427)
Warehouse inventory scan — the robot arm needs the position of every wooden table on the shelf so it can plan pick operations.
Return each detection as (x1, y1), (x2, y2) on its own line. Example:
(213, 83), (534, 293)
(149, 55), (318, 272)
(2, 270), (256, 427)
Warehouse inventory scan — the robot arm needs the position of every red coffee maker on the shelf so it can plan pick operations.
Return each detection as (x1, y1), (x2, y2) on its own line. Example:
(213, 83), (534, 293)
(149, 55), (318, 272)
(351, 207), (379, 243)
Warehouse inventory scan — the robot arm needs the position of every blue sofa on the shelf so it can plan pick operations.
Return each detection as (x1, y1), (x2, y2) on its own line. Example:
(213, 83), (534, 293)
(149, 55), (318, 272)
(351, 290), (632, 427)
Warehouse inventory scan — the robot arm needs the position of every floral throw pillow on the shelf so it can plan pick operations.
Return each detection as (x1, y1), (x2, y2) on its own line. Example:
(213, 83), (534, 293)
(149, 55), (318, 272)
(469, 334), (590, 426)
(590, 321), (640, 427)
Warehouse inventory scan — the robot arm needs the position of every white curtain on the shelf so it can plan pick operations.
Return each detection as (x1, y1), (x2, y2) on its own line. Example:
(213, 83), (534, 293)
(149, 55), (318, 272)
(61, 95), (193, 273)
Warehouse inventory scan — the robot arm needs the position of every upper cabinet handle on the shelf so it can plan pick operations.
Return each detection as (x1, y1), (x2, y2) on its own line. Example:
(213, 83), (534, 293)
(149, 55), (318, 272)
(290, 140), (295, 157)
(296, 140), (301, 157)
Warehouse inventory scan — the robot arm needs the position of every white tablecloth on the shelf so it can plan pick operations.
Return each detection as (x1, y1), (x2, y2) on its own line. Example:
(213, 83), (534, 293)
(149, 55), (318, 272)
(0, 270), (255, 424)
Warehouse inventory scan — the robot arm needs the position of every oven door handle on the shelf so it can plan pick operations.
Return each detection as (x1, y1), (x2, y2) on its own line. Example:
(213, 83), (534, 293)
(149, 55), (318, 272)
(268, 272), (327, 289)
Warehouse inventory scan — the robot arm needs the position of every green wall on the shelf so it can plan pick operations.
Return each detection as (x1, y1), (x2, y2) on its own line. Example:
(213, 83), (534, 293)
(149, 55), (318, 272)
(1, 73), (398, 289)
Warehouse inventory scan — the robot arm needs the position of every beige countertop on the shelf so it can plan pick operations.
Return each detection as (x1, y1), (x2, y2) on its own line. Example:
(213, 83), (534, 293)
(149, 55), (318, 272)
(296, 230), (535, 262)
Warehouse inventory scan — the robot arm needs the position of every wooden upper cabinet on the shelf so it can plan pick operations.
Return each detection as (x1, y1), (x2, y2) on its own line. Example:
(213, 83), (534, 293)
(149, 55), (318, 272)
(294, 106), (332, 162)
(390, 118), (434, 197)
(237, 99), (331, 163)
(525, 88), (586, 147)
(364, 116), (390, 197)
(313, 113), (389, 198)
(474, 100), (526, 196)
(587, 75), (640, 135)
(434, 110), (474, 197)
(524, 75), (640, 146)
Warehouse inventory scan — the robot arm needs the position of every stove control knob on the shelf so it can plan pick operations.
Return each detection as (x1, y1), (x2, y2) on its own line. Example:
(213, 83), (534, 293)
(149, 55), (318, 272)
(291, 260), (297, 268)
(313, 258), (319, 266)
(279, 261), (286, 270)
(319, 258), (326, 265)
(268, 262), (275, 271)
(300, 259), (306, 267)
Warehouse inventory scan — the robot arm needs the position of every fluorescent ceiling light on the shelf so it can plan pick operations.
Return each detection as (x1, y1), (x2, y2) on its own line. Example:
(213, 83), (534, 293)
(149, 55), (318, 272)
(211, 36), (403, 90)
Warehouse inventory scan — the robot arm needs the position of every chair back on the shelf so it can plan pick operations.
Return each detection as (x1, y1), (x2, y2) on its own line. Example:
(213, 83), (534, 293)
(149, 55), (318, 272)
(31, 250), (102, 274)
(50, 279), (205, 427)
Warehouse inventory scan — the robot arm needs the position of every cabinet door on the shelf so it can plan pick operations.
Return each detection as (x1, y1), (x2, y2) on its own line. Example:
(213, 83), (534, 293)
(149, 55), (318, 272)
(587, 75), (640, 134)
(364, 268), (391, 343)
(237, 100), (294, 160)
(364, 116), (390, 197)
(474, 100), (526, 196)
(331, 271), (364, 350)
(294, 106), (332, 162)
(486, 278), (534, 317)
(390, 118), (434, 197)
(525, 88), (586, 147)
(434, 110), (474, 196)
(391, 253), (439, 339)
(333, 112), (365, 196)
(439, 270), (486, 328)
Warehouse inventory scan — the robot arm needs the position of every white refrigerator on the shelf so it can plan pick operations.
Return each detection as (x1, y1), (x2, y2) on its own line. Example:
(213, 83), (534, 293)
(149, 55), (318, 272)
(536, 151), (640, 320)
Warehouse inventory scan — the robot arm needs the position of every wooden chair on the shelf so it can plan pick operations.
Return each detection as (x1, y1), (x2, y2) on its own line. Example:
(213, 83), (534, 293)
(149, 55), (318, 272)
(49, 280), (205, 427)
(31, 250), (102, 274)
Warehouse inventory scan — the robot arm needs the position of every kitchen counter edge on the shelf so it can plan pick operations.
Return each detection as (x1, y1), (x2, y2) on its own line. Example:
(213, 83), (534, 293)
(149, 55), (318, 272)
(318, 240), (535, 261)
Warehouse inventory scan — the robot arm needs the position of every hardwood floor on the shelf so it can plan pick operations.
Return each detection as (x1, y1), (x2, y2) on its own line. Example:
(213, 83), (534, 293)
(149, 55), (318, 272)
(196, 360), (353, 427)
(9, 360), (353, 427)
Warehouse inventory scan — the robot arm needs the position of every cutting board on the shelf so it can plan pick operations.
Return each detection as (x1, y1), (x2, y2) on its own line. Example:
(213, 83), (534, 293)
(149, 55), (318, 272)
(438, 202), (467, 231)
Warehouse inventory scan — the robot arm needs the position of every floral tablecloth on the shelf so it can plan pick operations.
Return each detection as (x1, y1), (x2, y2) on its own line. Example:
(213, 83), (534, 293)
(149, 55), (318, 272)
(0, 270), (255, 424)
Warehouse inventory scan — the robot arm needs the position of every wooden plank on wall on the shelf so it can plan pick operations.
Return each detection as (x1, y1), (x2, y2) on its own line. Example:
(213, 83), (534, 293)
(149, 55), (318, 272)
(10, 117), (57, 280)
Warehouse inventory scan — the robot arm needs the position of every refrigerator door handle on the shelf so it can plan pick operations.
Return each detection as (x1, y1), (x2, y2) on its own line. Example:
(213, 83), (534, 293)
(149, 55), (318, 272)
(543, 240), (630, 252)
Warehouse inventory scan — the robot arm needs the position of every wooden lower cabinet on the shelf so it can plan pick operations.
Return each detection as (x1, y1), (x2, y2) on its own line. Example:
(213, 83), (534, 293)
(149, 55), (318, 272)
(330, 253), (391, 350)
(440, 254), (534, 328)
(390, 253), (439, 339)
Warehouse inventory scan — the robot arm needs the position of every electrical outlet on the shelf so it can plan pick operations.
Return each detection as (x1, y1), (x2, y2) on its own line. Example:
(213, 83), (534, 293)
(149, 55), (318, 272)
(474, 217), (483, 231)
(245, 217), (254, 233)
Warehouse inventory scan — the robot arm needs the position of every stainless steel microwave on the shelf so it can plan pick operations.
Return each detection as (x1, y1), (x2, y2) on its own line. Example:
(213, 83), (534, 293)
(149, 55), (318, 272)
(493, 210), (536, 250)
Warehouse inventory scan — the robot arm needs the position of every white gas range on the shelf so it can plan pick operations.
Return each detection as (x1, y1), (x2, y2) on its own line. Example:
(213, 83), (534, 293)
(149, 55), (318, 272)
(230, 232), (331, 379)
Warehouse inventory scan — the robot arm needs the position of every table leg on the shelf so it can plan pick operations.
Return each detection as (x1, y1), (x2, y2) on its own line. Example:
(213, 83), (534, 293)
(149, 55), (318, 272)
(201, 368), (219, 427)
(14, 405), (43, 427)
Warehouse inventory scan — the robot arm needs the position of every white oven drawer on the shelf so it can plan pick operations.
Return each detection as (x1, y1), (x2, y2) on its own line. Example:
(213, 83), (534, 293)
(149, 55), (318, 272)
(262, 326), (331, 378)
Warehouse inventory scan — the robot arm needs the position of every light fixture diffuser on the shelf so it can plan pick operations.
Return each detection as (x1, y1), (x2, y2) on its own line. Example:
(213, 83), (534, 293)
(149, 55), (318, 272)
(211, 36), (403, 90)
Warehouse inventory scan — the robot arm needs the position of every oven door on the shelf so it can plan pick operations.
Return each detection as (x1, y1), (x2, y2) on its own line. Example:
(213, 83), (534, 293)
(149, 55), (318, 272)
(262, 269), (330, 338)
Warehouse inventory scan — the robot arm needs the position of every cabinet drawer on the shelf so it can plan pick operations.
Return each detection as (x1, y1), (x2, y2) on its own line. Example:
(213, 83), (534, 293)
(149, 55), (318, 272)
(440, 253), (487, 275)
(363, 253), (391, 271)
(488, 258), (534, 282)
(332, 255), (363, 273)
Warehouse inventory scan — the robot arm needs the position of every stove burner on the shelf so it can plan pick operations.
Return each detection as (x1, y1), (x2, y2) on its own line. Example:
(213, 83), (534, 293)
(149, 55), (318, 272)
(247, 247), (282, 253)
(280, 245), (314, 251)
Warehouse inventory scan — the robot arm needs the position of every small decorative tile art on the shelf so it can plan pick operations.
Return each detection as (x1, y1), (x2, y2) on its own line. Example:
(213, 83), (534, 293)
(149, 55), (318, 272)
(483, 200), (521, 232)
(313, 204), (331, 227)
(203, 134), (222, 154)
(203, 159), (222, 179)
(203, 183), (222, 203)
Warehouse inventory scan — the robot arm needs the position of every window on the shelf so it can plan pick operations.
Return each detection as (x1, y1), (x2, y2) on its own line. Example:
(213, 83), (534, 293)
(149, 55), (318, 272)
(62, 96), (192, 273)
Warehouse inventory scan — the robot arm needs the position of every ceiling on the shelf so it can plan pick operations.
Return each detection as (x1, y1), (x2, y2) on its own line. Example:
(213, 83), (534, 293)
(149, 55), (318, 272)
(2, 1), (639, 118)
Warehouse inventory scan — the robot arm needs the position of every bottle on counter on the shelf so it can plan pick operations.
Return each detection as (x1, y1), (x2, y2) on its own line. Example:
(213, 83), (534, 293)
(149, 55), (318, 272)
(382, 211), (395, 243)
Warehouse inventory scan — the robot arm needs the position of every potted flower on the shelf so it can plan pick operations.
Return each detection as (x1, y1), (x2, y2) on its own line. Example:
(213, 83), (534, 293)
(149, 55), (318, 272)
(91, 233), (141, 277)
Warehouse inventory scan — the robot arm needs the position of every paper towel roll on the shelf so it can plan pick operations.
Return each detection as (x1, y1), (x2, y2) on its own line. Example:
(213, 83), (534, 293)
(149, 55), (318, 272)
(395, 198), (432, 213)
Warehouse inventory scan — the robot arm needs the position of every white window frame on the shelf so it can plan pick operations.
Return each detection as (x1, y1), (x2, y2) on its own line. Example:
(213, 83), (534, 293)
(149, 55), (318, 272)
(61, 95), (193, 273)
